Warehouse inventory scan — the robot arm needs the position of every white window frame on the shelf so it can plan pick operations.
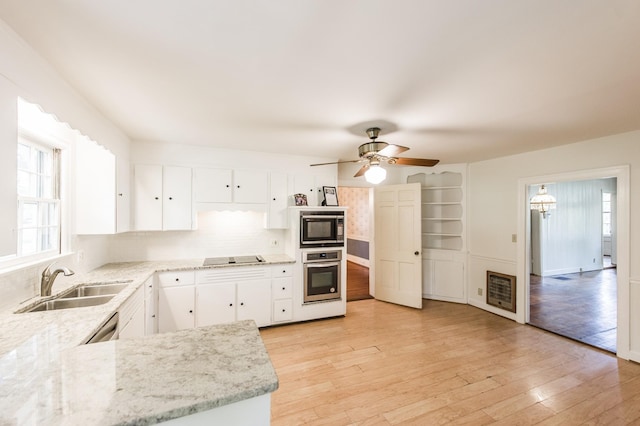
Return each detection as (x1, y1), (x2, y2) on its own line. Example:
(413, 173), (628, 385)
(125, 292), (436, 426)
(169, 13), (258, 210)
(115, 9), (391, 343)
(16, 136), (61, 261)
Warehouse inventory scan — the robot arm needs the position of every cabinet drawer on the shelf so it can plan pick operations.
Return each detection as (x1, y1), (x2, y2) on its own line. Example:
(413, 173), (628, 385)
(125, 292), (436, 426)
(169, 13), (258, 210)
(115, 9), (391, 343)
(157, 271), (195, 287)
(197, 266), (271, 284)
(272, 277), (293, 299)
(273, 299), (293, 322)
(272, 264), (293, 278)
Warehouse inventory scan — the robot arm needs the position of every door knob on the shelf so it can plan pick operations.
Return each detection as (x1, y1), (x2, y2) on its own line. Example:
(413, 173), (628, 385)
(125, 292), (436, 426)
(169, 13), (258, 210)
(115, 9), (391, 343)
(414, 251), (420, 256)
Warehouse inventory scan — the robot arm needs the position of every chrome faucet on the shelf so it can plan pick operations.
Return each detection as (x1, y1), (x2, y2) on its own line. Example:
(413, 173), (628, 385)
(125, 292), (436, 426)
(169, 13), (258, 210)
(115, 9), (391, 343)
(40, 263), (75, 296)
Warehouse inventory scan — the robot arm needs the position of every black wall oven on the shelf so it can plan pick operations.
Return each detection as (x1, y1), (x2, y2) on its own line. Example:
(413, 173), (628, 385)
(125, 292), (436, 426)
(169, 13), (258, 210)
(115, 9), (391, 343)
(300, 211), (344, 248)
(302, 250), (342, 303)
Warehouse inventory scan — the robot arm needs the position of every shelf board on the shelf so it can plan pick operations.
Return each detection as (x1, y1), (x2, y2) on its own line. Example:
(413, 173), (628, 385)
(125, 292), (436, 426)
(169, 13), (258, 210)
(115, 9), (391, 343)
(421, 186), (461, 190)
(422, 202), (461, 205)
(422, 233), (462, 237)
(422, 217), (462, 221)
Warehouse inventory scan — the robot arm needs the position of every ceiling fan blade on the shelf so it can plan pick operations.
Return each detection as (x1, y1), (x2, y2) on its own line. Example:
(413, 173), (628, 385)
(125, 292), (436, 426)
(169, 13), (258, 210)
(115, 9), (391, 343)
(354, 164), (369, 177)
(377, 144), (409, 158)
(310, 159), (361, 166)
(393, 157), (440, 167)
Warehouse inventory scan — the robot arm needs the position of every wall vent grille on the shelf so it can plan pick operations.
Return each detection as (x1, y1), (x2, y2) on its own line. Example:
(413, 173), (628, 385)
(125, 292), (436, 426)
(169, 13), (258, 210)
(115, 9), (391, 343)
(486, 271), (516, 313)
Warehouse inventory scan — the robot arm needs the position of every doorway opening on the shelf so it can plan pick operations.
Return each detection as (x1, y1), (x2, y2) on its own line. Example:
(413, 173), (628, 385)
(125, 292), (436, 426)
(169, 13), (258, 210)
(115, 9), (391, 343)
(527, 177), (618, 353)
(336, 186), (373, 301)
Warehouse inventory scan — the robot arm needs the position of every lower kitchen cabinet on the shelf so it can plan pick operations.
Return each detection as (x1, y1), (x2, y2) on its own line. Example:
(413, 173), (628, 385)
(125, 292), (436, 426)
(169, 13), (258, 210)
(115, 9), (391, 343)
(119, 286), (146, 340)
(196, 279), (271, 327)
(144, 277), (157, 335)
(158, 271), (196, 333)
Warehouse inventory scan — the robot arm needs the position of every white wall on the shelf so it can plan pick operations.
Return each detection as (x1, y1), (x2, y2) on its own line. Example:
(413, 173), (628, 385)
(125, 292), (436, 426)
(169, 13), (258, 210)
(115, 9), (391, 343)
(0, 19), (131, 309)
(531, 179), (615, 276)
(466, 131), (639, 359)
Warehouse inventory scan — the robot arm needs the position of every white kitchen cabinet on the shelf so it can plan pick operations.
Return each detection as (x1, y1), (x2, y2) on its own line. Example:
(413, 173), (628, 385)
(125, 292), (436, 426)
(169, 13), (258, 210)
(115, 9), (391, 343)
(293, 173), (337, 207)
(194, 167), (267, 205)
(196, 267), (272, 327)
(271, 265), (293, 323)
(75, 138), (117, 234)
(144, 277), (157, 335)
(116, 158), (131, 233)
(0, 76), (18, 256)
(422, 251), (466, 302)
(266, 172), (289, 229)
(158, 271), (196, 333)
(196, 282), (236, 326)
(118, 285), (145, 340)
(133, 164), (193, 231)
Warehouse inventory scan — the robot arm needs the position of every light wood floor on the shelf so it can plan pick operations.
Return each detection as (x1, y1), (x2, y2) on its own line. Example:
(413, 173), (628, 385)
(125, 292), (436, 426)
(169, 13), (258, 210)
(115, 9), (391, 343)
(347, 261), (372, 301)
(261, 299), (640, 425)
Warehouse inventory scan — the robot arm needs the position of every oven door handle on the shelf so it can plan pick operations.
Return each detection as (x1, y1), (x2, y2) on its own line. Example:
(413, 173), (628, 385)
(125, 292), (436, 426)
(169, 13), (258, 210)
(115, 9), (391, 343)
(305, 262), (341, 268)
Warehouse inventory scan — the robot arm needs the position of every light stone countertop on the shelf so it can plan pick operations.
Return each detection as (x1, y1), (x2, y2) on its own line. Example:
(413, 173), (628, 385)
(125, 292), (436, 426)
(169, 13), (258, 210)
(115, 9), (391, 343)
(0, 254), (292, 425)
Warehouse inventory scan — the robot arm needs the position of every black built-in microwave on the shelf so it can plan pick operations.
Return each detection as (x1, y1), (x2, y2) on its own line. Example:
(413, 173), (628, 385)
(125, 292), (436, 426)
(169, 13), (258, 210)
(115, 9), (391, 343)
(300, 211), (345, 247)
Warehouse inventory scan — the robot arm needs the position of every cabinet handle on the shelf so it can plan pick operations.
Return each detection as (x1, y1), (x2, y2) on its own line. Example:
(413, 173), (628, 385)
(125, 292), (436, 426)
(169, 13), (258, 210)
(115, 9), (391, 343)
(282, 309), (286, 313)
(229, 303), (233, 307)
(415, 251), (420, 256)
(152, 314), (156, 318)
(273, 198), (276, 201)
(189, 310), (193, 314)
(175, 278), (180, 282)
(237, 185), (241, 189)
(282, 287), (286, 291)
(240, 302), (244, 306)
(226, 184), (230, 188)
(169, 196), (173, 200)
(282, 270), (286, 274)
(154, 196), (159, 200)
(118, 193), (123, 197)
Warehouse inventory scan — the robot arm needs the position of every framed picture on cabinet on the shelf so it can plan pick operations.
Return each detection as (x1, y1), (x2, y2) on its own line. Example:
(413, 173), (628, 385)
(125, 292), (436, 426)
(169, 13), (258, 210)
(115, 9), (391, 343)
(486, 271), (516, 313)
(322, 186), (339, 206)
(294, 193), (308, 206)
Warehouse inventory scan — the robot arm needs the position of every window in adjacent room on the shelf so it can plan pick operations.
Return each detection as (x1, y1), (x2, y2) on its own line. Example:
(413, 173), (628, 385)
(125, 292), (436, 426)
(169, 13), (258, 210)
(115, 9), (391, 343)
(602, 192), (611, 236)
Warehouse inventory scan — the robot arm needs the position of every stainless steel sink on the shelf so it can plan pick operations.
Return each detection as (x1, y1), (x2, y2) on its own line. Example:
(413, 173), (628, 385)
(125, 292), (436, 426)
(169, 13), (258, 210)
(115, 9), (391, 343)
(58, 282), (130, 298)
(22, 295), (116, 312)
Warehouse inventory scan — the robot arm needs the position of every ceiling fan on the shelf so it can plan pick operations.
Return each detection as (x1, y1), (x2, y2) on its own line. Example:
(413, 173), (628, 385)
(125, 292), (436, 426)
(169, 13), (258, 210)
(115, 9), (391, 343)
(311, 127), (439, 183)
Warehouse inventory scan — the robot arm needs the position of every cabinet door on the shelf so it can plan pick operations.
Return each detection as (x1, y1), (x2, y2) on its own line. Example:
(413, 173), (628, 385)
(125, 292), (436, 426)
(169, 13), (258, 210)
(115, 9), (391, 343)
(233, 170), (268, 203)
(144, 278), (157, 335)
(0, 76), (18, 257)
(267, 172), (289, 229)
(116, 158), (130, 233)
(433, 260), (465, 300)
(196, 283), (236, 327)
(119, 303), (145, 340)
(75, 138), (116, 234)
(293, 174), (317, 206)
(194, 167), (232, 203)
(163, 166), (192, 230)
(134, 164), (163, 231)
(158, 286), (195, 333)
(237, 279), (272, 327)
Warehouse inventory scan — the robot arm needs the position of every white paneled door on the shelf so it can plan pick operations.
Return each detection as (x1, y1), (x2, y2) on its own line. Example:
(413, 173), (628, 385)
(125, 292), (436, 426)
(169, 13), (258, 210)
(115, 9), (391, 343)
(374, 183), (423, 309)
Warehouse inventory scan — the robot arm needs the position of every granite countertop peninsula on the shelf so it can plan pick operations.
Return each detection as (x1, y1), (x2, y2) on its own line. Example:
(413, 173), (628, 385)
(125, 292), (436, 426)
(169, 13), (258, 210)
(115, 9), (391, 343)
(0, 320), (278, 425)
(0, 254), (291, 425)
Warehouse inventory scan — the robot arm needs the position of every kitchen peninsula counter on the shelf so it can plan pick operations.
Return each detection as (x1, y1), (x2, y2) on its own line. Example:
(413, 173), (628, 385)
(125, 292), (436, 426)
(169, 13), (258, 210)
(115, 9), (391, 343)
(0, 320), (278, 425)
(0, 255), (291, 425)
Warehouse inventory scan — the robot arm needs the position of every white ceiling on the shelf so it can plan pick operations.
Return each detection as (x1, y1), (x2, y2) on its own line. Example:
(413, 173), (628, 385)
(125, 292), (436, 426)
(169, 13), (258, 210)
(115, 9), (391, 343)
(1, 1), (639, 164)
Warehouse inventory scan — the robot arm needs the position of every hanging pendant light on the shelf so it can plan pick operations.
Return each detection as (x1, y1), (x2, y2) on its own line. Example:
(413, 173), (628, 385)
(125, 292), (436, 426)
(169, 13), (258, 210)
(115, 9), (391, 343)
(530, 185), (556, 218)
(364, 160), (386, 184)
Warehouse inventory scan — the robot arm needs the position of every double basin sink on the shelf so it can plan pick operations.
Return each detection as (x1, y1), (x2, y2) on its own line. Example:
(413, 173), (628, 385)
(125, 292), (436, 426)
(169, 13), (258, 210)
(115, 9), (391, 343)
(20, 282), (131, 313)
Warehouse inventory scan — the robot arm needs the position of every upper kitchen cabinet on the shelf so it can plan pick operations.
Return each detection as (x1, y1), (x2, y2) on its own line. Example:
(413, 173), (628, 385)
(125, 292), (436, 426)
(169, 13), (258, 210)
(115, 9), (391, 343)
(75, 137), (117, 234)
(0, 76), (18, 256)
(293, 173), (337, 207)
(194, 168), (268, 206)
(266, 172), (288, 229)
(134, 164), (193, 231)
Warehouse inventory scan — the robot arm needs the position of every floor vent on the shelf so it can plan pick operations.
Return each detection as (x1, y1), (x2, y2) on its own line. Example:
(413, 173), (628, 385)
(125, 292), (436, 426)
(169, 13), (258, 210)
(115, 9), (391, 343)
(486, 271), (516, 313)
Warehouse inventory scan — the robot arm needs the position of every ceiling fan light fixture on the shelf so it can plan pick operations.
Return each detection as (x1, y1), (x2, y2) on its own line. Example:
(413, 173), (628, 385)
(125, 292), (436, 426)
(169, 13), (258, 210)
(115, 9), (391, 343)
(364, 164), (386, 184)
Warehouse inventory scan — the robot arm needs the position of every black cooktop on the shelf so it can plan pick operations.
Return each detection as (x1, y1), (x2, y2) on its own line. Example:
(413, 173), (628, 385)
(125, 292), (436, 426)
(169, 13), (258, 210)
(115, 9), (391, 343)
(203, 255), (265, 266)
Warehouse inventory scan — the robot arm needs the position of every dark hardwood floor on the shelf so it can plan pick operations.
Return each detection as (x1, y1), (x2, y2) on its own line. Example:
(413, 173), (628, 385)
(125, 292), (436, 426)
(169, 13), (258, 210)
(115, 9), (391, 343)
(346, 261), (372, 301)
(529, 266), (617, 353)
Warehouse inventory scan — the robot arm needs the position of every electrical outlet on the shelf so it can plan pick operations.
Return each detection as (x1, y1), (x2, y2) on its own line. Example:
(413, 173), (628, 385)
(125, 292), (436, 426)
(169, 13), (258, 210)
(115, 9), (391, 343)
(270, 239), (279, 248)
(512, 234), (517, 243)
(76, 250), (85, 263)
(477, 288), (483, 296)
